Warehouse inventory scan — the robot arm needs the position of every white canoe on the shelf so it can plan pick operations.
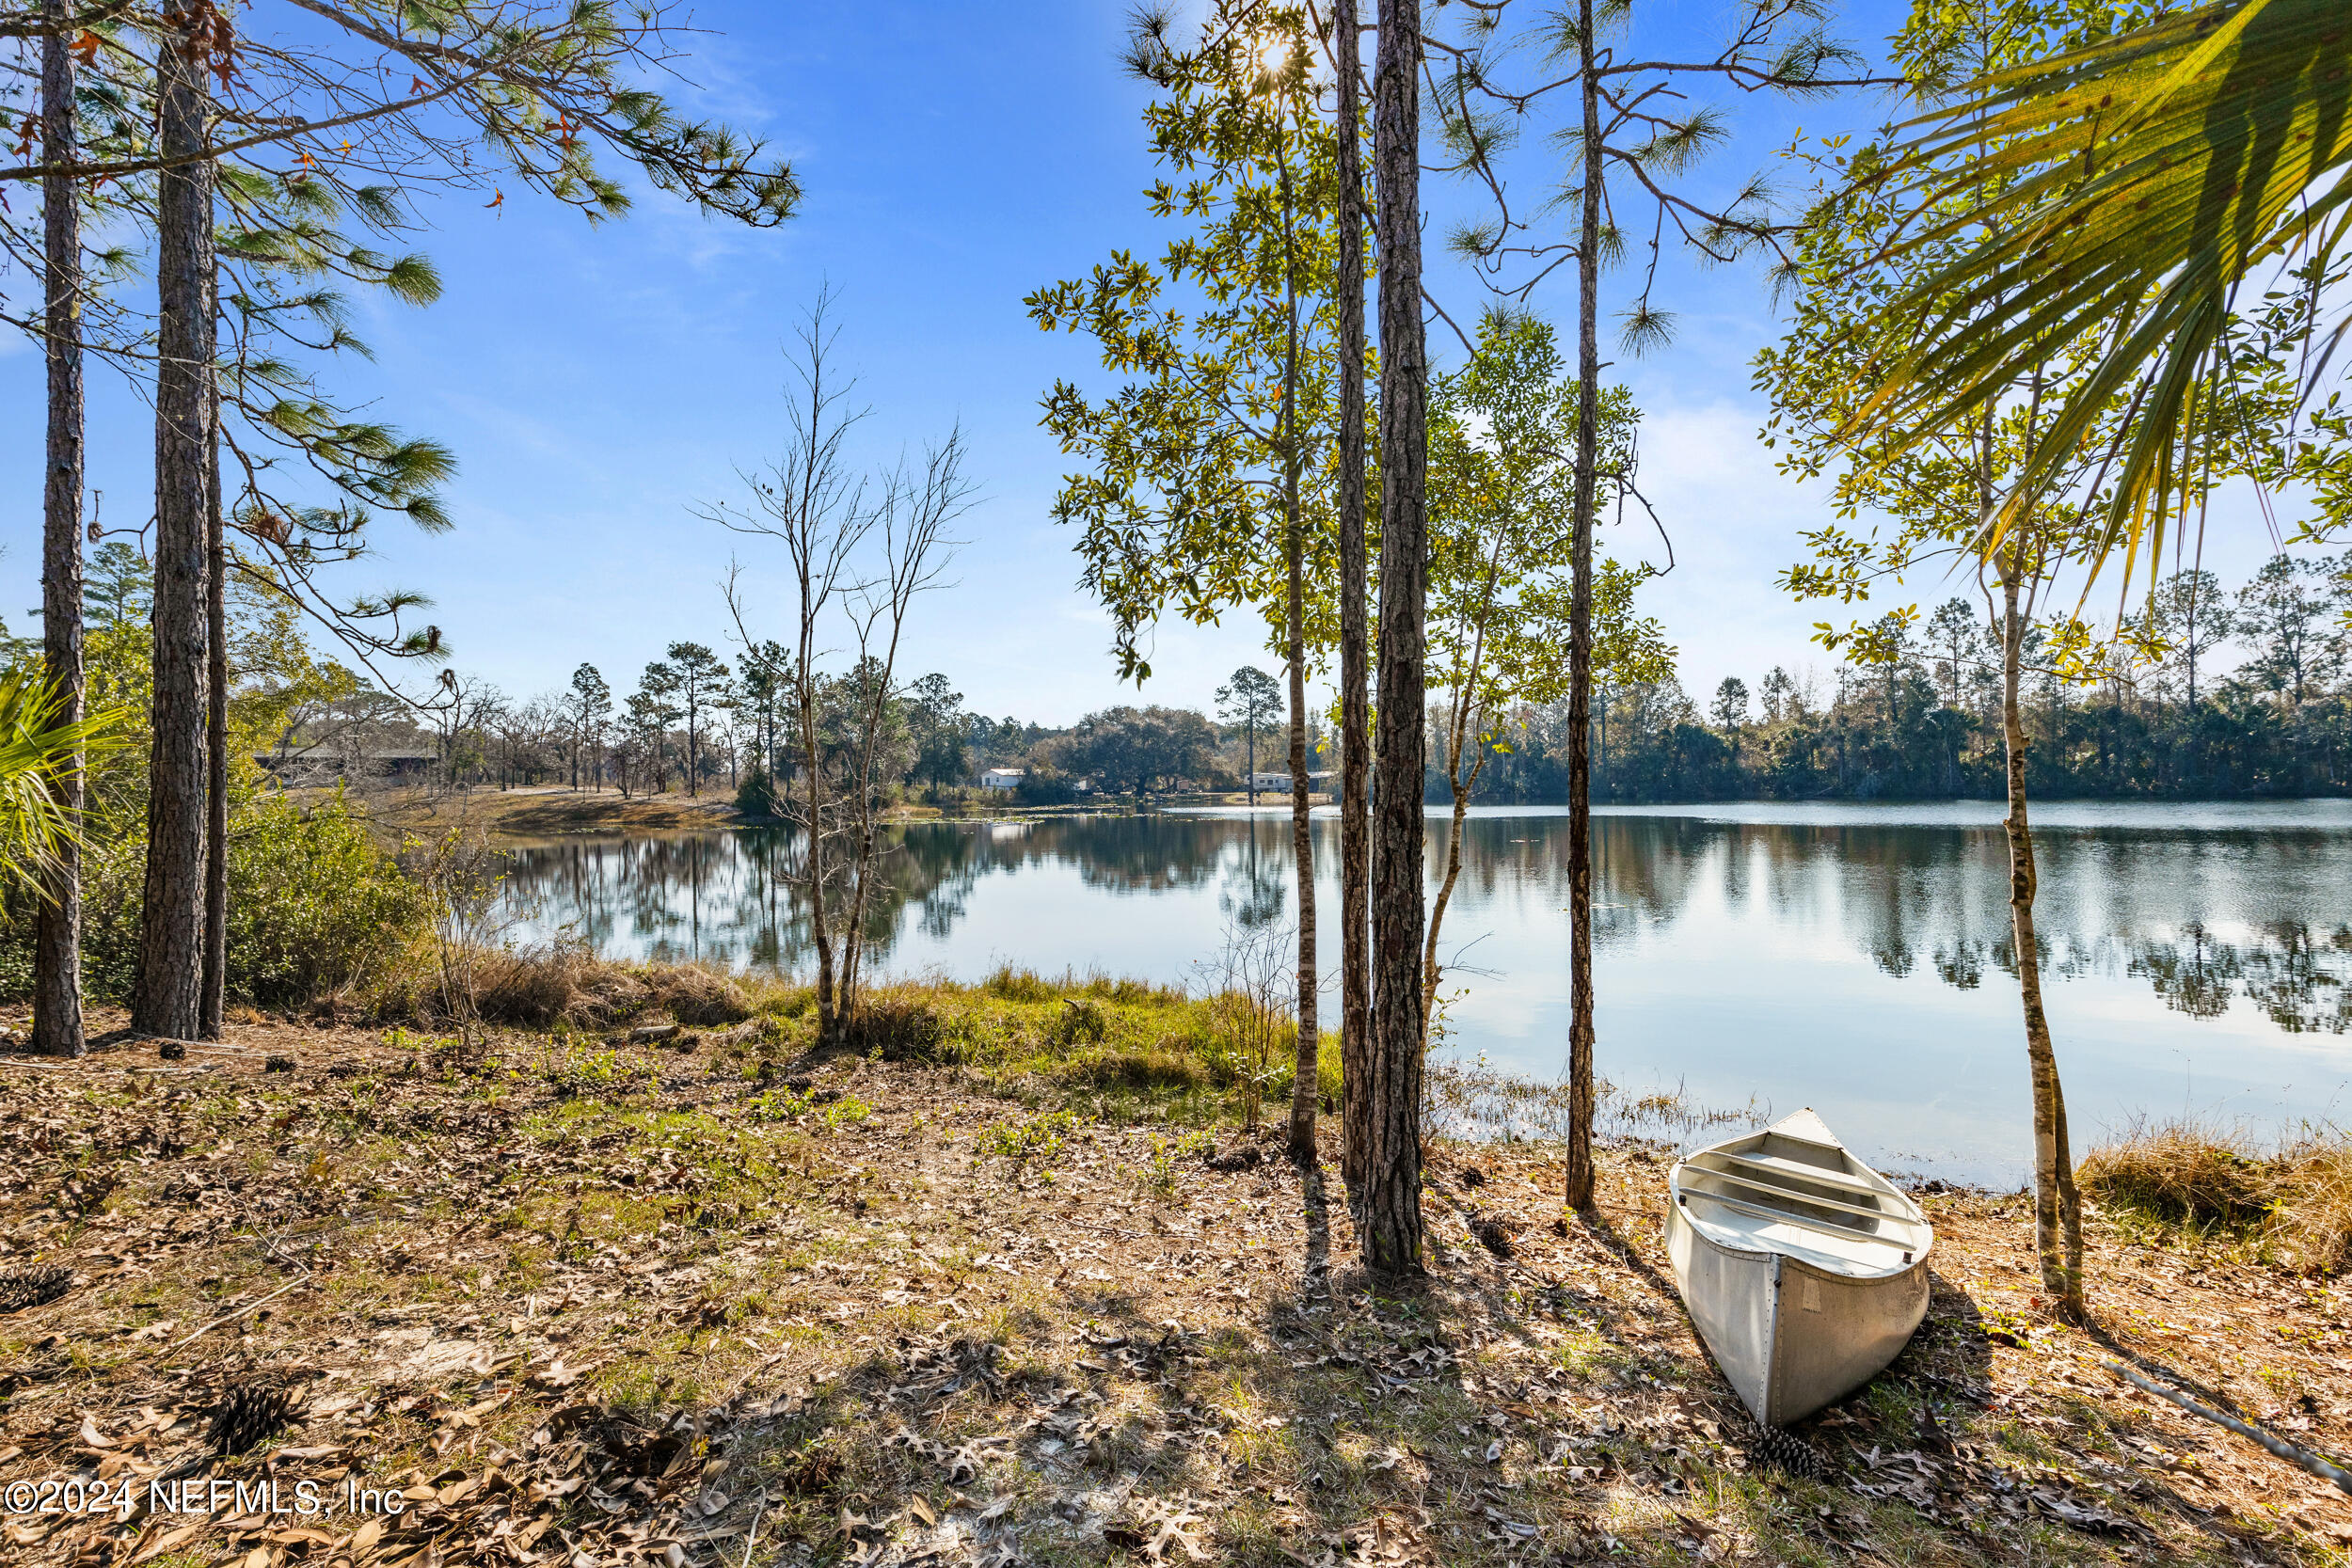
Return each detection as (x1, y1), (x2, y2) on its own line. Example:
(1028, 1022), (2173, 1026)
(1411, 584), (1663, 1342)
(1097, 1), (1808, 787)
(1665, 1108), (1932, 1426)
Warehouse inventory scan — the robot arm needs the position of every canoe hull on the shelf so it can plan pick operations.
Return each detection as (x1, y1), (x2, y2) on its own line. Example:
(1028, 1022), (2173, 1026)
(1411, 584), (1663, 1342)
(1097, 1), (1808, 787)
(1668, 1195), (1931, 1424)
(1665, 1116), (1934, 1426)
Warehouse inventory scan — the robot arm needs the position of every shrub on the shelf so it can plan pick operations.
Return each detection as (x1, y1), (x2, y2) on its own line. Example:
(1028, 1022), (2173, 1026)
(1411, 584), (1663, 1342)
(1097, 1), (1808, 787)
(2080, 1117), (2352, 1272)
(2, 789), (428, 1008)
(736, 770), (781, 818)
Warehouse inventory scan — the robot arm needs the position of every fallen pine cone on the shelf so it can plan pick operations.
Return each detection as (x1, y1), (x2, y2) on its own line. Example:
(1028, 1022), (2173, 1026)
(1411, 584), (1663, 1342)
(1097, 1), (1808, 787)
(1470, 1217), (1516, 1259)
(0, 1262), (72, 1313)
(1747, 1421), (1830, 1481)
(263, 1054), (295, 1073)
(209, 1380), (295, 1455)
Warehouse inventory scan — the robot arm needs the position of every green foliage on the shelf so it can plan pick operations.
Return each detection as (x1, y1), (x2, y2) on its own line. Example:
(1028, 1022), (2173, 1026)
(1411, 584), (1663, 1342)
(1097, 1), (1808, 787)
(0, 667), (127, 892)
(223, 792), (429, 1006)
(1142, 1129), (1218, 1196)
(1849, 0), (2352, 560)
(1028, 2), (1355, 681)
(736, 769), (781, 817)
(1758, 0), (2292, 661)
(1427, 310), (1674, 769)
(0, 600), (428, 1009)
(747, 1086), (873, 1133)
(977, 1111), (1080, 1181)
(546, 1046), (650, 1101)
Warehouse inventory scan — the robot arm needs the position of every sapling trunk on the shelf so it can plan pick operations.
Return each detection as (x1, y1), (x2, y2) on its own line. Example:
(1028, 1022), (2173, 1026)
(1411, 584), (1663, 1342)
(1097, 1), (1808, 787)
(1563, 0), (1603, 1212)
(1999, 563), (2086, 1318)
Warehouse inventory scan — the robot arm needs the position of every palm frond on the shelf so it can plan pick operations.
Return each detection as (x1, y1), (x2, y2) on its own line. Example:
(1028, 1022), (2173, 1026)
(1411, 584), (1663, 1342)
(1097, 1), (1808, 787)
(1850, 0), (2352, 577)
(0, 669), (124, 893)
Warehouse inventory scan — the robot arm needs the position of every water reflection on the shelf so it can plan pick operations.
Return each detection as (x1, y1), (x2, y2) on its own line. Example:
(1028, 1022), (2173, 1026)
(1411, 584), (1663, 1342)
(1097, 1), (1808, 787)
(496, 806), (2352, 1179)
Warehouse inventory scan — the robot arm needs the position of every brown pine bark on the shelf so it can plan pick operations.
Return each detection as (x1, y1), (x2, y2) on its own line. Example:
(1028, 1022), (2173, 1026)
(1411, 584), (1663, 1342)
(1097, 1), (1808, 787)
(1363, 0), (1426, 1274)
(1283, 499), (1320, 1159)
(34, 0), (86, 1060)
(1333, 0), (1373, 1212)
(1277, 119), (1321, 1163)
(1563, 0), (1603, 1212)
(202, 386), (228, 1040)
(1998, 562), (2086, 1318)
(135, 14), (215, 1041)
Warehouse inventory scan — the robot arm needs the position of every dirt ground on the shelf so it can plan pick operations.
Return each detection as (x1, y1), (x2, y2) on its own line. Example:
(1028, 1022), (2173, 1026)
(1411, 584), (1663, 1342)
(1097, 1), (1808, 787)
(2, 1009), (2348, 1568)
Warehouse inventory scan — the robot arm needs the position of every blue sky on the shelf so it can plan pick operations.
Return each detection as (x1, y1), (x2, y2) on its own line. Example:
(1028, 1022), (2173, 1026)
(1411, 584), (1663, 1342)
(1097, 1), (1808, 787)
(0, 0), (2304, 724)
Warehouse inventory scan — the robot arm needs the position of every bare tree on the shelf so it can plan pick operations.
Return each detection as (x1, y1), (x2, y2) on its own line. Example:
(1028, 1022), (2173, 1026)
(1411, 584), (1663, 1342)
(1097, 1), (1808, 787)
(705, 294), (968, 1042)
(833, 435), (972, 1018)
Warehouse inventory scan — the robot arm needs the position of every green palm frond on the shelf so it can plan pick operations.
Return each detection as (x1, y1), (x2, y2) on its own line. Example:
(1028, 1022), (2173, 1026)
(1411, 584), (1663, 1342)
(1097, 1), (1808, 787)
(0, 670), (124, 893)
(1851, 0), (2352, 576)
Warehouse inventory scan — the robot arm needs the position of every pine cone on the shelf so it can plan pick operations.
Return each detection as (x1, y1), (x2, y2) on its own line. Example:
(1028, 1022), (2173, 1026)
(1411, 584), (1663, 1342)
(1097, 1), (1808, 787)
(208, 1381), (294, 1456)
(1470, 1217), (1517, 1259)
(1747, 1421), (1830, 1481)
(0, 1262), (72, 1313)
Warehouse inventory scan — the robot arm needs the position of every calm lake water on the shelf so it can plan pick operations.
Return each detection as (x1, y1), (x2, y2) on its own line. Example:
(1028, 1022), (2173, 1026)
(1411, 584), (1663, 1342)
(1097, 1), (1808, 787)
(493, 801), (2352, 1183)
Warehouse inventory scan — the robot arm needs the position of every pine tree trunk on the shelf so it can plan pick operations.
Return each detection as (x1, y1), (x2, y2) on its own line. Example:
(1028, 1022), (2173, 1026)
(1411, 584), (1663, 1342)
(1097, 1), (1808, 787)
(135, 20), (215, 1041)
(1284, 510), (1320, 1159)
(34, 0), (86, 1059)
(1363, 0), (1426, 1274)
(1273, 128), (1320, 1163)
(1563, 0), (1604, 1212)
(201, 388), (228, 1039)
(1333, 0), (1373, 1215)
(1999, 564), (2086, 1319)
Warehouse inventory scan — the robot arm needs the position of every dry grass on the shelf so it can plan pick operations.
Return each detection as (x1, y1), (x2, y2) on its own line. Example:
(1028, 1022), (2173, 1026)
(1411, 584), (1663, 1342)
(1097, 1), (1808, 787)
(2079, 1117), (2352, 1272)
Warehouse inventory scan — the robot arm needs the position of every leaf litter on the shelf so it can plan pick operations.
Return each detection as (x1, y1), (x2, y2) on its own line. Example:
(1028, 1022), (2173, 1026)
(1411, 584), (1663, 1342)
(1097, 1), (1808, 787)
(0, 1009), (2347, 1565)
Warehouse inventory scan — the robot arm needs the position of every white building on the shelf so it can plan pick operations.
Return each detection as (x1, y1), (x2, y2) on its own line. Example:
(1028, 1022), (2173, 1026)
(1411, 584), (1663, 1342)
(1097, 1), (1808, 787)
(1248, 770), (1337, 793)
(979, 768), (1025, 791)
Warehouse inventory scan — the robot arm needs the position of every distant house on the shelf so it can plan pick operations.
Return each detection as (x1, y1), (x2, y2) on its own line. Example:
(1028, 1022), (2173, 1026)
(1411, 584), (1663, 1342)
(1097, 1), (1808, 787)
(257, 746), (437, 783)
(979, 768), (1025, 791)
(1248, 769), (1336, 794)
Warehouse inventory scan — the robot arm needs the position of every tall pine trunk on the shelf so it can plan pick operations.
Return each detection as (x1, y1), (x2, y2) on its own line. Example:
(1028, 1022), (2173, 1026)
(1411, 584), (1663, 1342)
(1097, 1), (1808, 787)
(34, 0), (86, 1059)
(135, 16), (215, 1041)
(1333, 0), (1373, 1214)
(1363, 0), (1426, 1273)
(202, 386), (228, 1040)
(1278, 128), (1320, 1162)
(1998, 562), (2086, 1318)
(1563, 0), (1603, 1212)
(1283, 498), (1320, 1157)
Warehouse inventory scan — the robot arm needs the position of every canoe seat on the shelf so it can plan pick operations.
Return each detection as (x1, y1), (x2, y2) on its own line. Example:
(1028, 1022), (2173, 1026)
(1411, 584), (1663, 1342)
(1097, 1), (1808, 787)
(1688, 1164), (1929, 1233)
(1701, 1149), (1889, 1199)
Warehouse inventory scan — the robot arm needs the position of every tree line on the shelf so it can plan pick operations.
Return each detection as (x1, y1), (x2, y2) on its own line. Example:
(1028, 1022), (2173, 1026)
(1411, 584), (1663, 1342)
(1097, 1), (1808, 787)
(1466, 556), (2352, 803)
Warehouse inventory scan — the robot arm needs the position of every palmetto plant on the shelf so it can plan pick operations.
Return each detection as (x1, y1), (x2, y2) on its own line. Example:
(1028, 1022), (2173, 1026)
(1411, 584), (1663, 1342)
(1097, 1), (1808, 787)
(0, 670), (120, 892)
(1850, 0), (2352, 570)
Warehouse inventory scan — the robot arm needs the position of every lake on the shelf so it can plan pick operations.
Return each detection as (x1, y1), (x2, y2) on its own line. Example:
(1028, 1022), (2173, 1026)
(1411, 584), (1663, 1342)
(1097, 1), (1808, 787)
(492, 801), (2352, 1183)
